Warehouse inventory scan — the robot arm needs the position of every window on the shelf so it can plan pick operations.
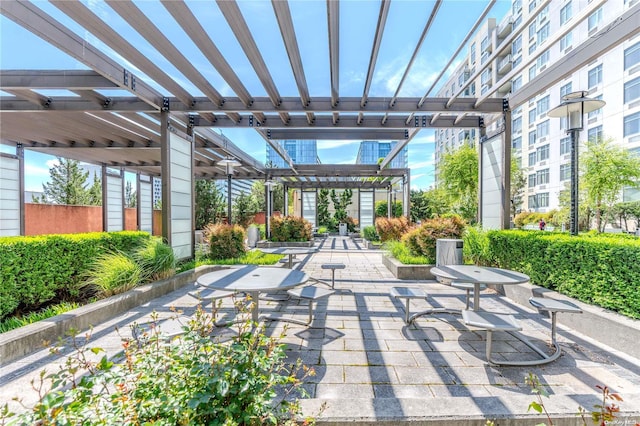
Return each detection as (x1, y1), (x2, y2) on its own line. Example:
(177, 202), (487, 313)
(529, 0), (537, 13)
(512, 136), (522, 150)
(624, 77), (640, 104)
(470, 42), (476, 64)
(588, 64), (603, 89)
(588, 7), (603, 32)
(528, 151), (537, 166)
(588, 125), (603, 142)
(537, 168), (550, 185)
(560, 82), (572, 98)
(481, 84), (489, 95)
(512, 75), (523, 92)
(481, 36), (490, 53)
(560, 136), (571, 155)
(536, 50), (549, 69)
(624, 111), (640, 137)
(481, 51), (490, 65)
(513, 0), (522, 15)
(529, 108), (537, 124)
(528, 22), (536, 40)
(537, 96), (550, 115)
(529, 41), (537, 55)
(513, 14), (522, 29)
(537, 22), (550, 44)
(512, 35), (522, 55)
(538, 192), (549, 207)
(537, 120), (550, 137)
(560, 32), (573, 51)
(528, 173), (537, 187)
(529, 130), (537, 146)
(529, 65), (537, 81)
(458, 73), (465, 87)
(560, 164), (571, 181)
(625, 42), (640, 70)
(587, 94), (603, 120)
(528, 195), (538, 208)
(537, 144), (550, 161)
(513, 116), (522, 133)
(560, 2), (572, 25)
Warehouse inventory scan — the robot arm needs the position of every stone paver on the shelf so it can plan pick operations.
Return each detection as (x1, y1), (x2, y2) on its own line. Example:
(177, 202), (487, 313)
(1, 236), (640, 424)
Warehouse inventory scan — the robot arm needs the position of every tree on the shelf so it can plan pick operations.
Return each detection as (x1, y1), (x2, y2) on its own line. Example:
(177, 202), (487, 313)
(330, 188), (353, 223)
(375, 200), (402, 218)
(195, 179), (225, 229)
(250, 181), (266, 212)
(87, 172), (102, 206)
(37, 157), (93, 205)
(125, 180), (137, 208)
(232, 191), (256, 227)
(581, 137), (640, 231)
(317, 189), (331, 227)
(409, 188), (449, 221)
(438, 143), (478, 222)
(510, 156), (527, 219)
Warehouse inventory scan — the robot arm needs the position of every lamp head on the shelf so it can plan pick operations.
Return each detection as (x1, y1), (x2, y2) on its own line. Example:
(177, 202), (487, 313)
(548, 91), (605, 131)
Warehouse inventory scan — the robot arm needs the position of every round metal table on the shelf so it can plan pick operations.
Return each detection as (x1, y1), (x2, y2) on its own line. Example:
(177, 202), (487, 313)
(430, 265), (530, 311)
(196, 265), (309, 323)
(258, 247), (318, 268)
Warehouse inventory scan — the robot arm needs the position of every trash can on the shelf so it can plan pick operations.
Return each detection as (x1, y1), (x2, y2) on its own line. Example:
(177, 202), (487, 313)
(247, 225), (260, 248)
(436, 239), (463, 266)
(339, 223), (348, 236)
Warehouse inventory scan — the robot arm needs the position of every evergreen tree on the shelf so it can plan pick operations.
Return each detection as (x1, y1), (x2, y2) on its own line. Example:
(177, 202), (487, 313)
(232, 191), (256, 227)
(195, 179), (225, 229)
(317, 189), (331, 226)
(40, 157), (91, 205)
(125, 180), (136, 208)
(87, 172), (102, 206)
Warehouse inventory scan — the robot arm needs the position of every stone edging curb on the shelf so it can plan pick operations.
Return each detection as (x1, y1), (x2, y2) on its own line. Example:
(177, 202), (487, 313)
(0, 265), (223, 366)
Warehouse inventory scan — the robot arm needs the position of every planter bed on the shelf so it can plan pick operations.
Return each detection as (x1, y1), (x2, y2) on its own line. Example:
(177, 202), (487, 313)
(381, 252), (435, 280)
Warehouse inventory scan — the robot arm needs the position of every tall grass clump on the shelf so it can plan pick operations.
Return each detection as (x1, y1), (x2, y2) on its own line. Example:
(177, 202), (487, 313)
(85, 252), (142, 297)
(463, 225), (493, 265)
(0, 301), (80, 333)
(133, 238), (176, 281)
(384, 240), (430, 264)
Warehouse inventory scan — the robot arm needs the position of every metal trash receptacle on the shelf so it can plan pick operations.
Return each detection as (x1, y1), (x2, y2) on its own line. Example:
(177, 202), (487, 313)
(339, 223), (348, 236)
(436, 239), (463, 266)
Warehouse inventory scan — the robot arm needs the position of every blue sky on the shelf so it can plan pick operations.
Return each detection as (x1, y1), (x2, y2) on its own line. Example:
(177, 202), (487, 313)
(1, 0), (510, 192)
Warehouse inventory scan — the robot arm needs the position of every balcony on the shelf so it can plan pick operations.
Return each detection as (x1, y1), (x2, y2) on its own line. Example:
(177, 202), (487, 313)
(497, 15), (513, 38)
(498, 54), (512, 74)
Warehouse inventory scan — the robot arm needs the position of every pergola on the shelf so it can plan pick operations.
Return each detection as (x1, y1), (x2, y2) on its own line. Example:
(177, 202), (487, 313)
(2, 1), (636, 257)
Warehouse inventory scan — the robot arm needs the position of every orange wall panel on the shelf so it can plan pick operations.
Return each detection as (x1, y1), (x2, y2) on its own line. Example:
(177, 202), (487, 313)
(25, 204), (103, 235)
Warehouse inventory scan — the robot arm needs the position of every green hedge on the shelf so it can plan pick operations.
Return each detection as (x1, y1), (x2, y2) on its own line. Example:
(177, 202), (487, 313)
(487, 230), (640, 319)
(0, 231), (151, 320)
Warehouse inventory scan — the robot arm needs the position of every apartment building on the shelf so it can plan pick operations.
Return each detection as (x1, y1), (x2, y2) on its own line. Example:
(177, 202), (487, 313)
(435, 0), (640, 211)
(266, 139), (320, 168)
(356, 140), (409, 168)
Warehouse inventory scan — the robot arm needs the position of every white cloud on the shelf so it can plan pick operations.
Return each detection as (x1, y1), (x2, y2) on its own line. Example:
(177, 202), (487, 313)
(45, 159), (60, 169)
(408, 160), (434, 169)
(24, 163), (51, 177)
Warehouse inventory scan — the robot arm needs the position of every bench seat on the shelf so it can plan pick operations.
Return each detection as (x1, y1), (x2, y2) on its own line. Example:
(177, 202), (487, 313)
(462, 310), (521, 365)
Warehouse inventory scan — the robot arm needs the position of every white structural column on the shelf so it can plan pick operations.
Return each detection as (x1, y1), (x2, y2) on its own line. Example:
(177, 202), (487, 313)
(0, 151), (22, 236)
(359, 190), (374, 228)
(479, 133), (505, 230)
(302, 190), (316, 228)
(160, 111), (194, 260)
(102, 166), (124, 232)
(137, 173), (153, 234)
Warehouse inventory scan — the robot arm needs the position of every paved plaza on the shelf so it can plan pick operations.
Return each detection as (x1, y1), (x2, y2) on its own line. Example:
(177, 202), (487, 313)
(1, 237), (639, 424)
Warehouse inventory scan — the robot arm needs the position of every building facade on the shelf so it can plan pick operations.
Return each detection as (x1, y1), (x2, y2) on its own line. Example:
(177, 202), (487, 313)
(266, 139), (320, 168)
(434, 0), (640, 212)
(355, 140), (408, 168)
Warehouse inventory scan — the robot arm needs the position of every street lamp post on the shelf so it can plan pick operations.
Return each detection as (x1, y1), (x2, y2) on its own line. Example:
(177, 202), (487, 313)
(548, 91), (605, 236)
(218, 157), (241, 224)
(264, 179), (277, 239)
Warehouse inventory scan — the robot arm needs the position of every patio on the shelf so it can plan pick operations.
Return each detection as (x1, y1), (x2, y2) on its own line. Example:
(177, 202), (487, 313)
(1, 236), (639, 424)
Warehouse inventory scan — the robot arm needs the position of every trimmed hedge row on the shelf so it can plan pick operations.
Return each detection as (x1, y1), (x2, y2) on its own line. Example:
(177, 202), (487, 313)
(487, 230), (640, 319)
(0, 231), (152, 320)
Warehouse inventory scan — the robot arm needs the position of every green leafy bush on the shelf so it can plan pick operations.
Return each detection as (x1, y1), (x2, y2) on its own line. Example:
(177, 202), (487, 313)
(402, 216), (466, 260)
(2, 308), (314, 425)
(0, 301), (80, 333)
(487, 230), (640, 319)
(133, 238), (176, 281)
(203, 223), (247, 260)
(362, 225), (379, 242)
(85, 252), (142, 297)
(270, 216), (312, 242)
(384, 240), (430, 264)
(463, 225), (493, 265)
(0, 232), (151, 320)
(374, 216), (410, 242)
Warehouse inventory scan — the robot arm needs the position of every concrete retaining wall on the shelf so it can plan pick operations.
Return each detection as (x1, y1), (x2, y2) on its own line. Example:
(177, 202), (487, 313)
(0, 265), (222, 366)
(381, 253), (435, 280)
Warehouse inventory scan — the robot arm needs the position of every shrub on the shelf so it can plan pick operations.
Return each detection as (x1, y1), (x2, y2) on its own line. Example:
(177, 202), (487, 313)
(133, 238), (176, 281)
(487, 230), (640, 319)
(270, 216), (312, 242)
(85, 252), (142, 297)
(362, 225), (379, 242)
(463, 225), (493, 265)
(345, 216), (359, 232)
(203, 223), (246, 260)
(375, 216), (410, 242)
(401, 216), (466, 260)
(0, 231), (151, 320)
(384, 240), (430, 264)
(1, 308), (314, 425)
